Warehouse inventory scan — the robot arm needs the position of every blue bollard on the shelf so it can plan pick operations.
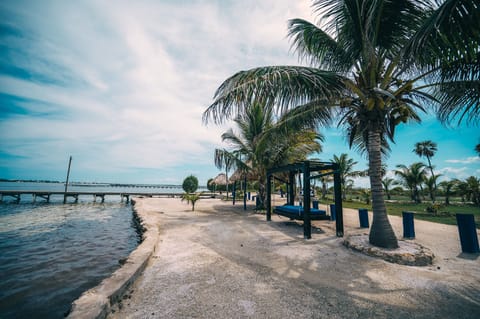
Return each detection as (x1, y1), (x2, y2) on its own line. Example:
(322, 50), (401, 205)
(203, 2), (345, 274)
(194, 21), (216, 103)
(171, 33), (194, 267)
(313, 200), (319, 209)
(456, 214), (480, 253)
(402, 211), (415, 239)
(330, 204), (336, 221)
(248, 192), (251, 200)
(358, 208), (369, 228)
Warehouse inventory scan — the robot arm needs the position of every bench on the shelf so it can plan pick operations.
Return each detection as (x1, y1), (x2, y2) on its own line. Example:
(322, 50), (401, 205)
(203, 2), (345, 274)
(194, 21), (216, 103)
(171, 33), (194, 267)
(274, 205), (330, 221)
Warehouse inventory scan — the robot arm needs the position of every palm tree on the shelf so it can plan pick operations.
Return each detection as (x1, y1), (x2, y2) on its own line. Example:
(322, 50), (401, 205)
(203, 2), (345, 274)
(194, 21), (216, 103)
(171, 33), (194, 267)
(203, 1), (480, 248)
(414, 140), (438, 201)
(220, 102), (323, 208)
(359, 188), (371, 204)
(394, 162), (426, 203)
(424, 174), (442, 202)
(475, 143), (480, 156)
(331, 153), (358, 200)
(454, 179), (469, 203)
(465, 176), (480, 206)
(382, 177), (395, 200)
(438, 180), (456, 205)
(181, 193), (201, 211)
(214, 149), (236, 199)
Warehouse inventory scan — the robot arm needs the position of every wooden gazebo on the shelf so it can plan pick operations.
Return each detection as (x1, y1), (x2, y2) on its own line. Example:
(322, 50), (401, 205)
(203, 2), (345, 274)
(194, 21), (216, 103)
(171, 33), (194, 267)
(266, 160), (344, 239)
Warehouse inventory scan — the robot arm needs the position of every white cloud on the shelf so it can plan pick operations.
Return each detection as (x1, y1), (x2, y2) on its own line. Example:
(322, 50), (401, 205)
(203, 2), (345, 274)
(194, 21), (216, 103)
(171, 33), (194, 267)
(0, 0), (313, 184)
(438, 167), (470, 180)
(445, 157), (480, 164)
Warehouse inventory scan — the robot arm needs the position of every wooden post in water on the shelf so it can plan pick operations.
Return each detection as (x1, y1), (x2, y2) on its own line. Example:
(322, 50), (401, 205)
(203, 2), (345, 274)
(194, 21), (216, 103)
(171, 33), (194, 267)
(64, 156), (72, 204)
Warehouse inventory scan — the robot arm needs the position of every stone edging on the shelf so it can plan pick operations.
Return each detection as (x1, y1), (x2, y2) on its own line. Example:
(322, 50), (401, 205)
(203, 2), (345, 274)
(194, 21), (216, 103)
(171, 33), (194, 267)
(344, 234), (434, 266)
(67, 198), (158, 319)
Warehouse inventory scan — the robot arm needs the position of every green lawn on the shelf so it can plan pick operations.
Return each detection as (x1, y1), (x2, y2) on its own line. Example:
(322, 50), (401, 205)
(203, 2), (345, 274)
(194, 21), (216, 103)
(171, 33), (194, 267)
(318, 198), (480, 228)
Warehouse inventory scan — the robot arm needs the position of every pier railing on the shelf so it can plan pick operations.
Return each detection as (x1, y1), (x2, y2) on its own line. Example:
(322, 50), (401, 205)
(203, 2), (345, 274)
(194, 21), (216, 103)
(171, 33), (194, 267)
(0, 190), (218, 203)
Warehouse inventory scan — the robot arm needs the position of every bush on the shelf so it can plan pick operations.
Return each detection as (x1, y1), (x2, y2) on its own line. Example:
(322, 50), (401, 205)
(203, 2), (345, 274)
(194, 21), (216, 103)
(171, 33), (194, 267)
(182, 175), (199, 193)
(207, 178), (215, 192)
(426, 203), (443, 215)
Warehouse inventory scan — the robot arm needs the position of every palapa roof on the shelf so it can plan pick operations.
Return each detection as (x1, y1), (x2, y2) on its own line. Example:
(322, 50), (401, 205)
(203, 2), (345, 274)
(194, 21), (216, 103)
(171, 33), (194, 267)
(209, 173), (231, 185)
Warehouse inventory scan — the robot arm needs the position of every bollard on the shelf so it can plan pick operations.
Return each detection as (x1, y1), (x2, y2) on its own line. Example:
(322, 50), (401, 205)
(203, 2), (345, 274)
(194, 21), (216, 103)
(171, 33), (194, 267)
(330, 204), (336, 221)
(456, 214), (480, 253)
(252, 195), (256, 202)
(312, 200), (319, 209)
(358, 208), (369, 228)
(248, 192), (251, 200)
(402, 211), (415, 239)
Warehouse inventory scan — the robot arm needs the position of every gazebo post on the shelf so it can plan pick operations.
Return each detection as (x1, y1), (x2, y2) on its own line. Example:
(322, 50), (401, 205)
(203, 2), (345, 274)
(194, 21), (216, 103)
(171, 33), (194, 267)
(333, 170), (344, 237)
(266, 174), (272, 221)
(288, 171), (295, 205)
(232, 181), (236, 205)
(303, 161), (311, 239)
(243, 175), (247, 211)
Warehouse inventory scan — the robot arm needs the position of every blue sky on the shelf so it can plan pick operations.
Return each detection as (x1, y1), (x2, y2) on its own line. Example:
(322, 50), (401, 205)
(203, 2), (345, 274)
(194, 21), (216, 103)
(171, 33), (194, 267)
(0, 0), (478, 186)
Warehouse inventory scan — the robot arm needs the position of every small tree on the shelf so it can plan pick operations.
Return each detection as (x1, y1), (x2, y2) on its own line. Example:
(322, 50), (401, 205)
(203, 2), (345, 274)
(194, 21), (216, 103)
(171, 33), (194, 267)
(382, 178), (395, 200)
(182, 175), (198, 193)
(439, 180), (456, 206)
(181, 193), (201, 211)
(182, 175), (200, 211)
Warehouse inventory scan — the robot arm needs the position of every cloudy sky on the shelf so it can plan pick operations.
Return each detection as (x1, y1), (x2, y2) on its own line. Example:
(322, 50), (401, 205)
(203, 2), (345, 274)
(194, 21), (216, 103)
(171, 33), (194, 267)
(1, 0), (478, 186)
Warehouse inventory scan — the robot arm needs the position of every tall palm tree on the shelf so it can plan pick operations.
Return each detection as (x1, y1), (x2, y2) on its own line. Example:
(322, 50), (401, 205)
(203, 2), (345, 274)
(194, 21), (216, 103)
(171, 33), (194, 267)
(414, 140), (438, 200)
(203, 1), (480, 248)
(395, 162), (426, 203)
(221, 102), (323, 208)
(331, 153), (358, 200)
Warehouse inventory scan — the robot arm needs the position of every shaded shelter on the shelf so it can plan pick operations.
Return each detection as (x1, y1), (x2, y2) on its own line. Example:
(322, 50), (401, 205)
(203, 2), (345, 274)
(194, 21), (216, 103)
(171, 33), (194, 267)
(211, 173), (229, 185)
(266, 160), (343, 239)
(229, 169), (254, 210)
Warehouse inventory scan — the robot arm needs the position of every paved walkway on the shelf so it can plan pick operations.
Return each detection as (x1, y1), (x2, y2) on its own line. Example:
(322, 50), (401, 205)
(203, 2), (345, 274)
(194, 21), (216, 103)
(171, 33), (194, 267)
(108, 198), (480, 319)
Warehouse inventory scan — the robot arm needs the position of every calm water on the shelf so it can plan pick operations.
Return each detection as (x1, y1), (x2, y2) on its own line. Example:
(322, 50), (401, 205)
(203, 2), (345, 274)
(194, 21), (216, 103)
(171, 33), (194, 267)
(0, 184), (145, 318)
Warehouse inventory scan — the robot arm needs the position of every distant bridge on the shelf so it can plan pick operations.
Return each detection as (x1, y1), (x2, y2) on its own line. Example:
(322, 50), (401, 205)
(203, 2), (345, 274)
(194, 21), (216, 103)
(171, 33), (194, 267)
(0, 190), (216, 203)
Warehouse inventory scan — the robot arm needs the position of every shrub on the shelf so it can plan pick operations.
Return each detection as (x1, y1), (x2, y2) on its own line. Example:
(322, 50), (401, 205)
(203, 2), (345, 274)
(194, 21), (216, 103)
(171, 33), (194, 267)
(426, 203), (443, 215)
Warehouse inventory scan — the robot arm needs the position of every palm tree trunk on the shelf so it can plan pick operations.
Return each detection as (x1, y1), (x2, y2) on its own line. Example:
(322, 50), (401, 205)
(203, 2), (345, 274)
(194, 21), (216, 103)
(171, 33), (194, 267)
(225, 169), (229, 200)
(367, 130), (399, 248)
(426, 156), (436, 202)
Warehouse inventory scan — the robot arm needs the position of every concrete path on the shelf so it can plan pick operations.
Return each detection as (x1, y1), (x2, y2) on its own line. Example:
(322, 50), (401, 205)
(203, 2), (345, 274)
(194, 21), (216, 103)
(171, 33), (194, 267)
(108, 198), (480, 319)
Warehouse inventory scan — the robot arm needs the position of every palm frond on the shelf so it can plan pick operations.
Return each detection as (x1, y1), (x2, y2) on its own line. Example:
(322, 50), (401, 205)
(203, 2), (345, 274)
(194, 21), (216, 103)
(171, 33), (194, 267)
(203, 66), (346, 124)
(405, 0), (480, 65)
(436, 80), (480, 124)
(287, 18), (352, 72)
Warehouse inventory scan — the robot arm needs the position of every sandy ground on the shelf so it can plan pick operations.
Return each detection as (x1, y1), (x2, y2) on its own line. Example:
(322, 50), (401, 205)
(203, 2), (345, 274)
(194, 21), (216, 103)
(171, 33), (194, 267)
(108, 197), (480, 319)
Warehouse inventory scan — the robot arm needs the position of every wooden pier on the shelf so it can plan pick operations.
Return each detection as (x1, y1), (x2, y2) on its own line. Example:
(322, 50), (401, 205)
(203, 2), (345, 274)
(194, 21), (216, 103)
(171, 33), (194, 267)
(0, 190), (200, 203)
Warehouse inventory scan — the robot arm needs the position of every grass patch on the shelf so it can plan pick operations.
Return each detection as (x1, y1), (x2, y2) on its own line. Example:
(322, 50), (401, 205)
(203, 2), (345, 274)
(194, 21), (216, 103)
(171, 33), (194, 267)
(318, 198), (480, 229)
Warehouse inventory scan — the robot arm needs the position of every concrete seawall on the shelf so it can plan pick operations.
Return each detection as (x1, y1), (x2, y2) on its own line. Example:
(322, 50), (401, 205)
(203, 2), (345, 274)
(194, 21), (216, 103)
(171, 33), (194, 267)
(67, 198), (159, 319)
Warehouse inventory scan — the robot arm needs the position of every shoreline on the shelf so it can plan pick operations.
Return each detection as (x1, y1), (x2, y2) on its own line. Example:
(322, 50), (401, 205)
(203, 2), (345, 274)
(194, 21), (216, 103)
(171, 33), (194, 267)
(67, 198), (160, 319)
